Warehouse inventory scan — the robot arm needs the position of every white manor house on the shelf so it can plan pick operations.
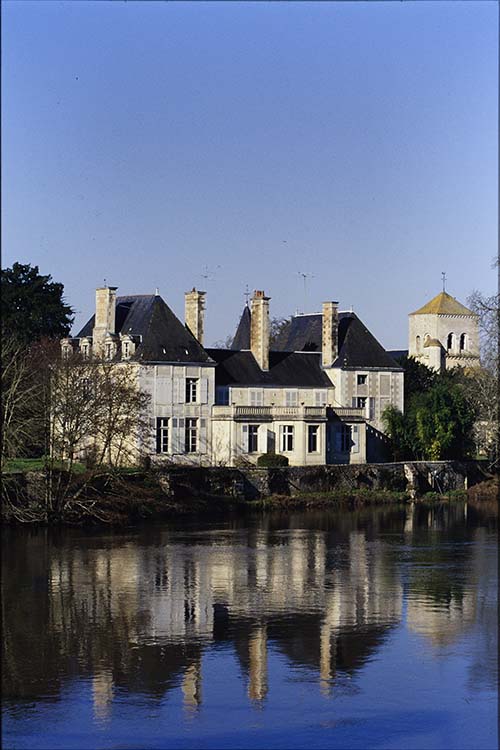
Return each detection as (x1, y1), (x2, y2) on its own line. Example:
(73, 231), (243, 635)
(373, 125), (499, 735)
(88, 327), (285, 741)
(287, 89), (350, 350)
(61, 284), (478, 467)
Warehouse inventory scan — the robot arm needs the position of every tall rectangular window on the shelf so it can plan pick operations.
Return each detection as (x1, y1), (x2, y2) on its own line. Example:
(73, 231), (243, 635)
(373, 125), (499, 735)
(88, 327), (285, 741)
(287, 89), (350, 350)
(248, 425), (259, 453)
(314, 391), (327, 407)
(308, 425), (319, 453)
(156, 418), (169, 454)
(250, 390), (263, 406)
(185, 418), (197, 453)
(285, 390), (298, 407)
(186, 378), (198, 403)
(281, 425), (294, 452)
(340, 425), (352, 452)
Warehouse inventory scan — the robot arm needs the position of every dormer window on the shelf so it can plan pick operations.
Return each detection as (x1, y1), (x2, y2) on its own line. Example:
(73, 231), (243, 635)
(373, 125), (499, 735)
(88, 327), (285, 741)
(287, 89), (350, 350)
(80, 338), (91, 359)
(120, 334), (135, 360)
(61, 339), (73, 359)
(105, 338), (117, 360)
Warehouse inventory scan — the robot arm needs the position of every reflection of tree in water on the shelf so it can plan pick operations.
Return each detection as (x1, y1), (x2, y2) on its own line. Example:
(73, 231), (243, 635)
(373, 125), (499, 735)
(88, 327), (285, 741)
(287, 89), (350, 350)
(2, 502), (496, 715)
(402, 502), (497, 658)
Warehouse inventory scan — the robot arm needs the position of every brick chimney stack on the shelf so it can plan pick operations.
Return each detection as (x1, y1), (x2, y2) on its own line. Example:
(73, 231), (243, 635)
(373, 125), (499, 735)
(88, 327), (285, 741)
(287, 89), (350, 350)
(93, 286), (117, 353)
(185, 288), (206, 345)
(322, 301), (339, 368)
(250, 290), (270, 371)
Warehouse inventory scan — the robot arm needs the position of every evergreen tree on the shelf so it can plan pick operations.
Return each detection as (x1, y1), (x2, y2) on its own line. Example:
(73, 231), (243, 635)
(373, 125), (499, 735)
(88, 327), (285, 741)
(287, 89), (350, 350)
(1, 262), (74, 345)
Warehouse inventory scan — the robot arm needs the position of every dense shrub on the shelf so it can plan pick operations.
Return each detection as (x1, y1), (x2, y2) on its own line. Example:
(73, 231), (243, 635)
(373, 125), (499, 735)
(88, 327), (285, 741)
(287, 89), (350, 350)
(257, 453), (289, 467)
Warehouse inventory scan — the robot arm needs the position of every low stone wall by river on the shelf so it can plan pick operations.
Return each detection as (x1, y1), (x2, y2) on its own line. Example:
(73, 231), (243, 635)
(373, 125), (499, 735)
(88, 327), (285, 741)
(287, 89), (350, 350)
(157, 460), (483, 501)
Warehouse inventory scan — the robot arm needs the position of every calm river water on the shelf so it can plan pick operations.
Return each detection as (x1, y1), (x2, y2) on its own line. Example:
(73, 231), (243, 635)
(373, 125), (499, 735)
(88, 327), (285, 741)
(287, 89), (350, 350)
(2, 502), (498, 750)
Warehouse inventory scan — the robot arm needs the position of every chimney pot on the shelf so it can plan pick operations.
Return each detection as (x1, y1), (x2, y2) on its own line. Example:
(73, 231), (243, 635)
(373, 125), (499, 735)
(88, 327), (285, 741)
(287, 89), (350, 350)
(322, 301), (339, 368)
(185, 289), (206, 345)
(250, 290), (270, 370)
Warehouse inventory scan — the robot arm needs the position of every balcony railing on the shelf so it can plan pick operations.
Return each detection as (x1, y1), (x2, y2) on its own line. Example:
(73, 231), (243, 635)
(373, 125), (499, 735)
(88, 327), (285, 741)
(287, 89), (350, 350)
(212, 404), (366, 421)
(212, 405), (328, 421)
(332, 407), (365, 419)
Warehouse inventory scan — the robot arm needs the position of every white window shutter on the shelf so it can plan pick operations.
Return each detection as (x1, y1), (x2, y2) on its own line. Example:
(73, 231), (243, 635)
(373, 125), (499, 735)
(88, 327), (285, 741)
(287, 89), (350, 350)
(172, 378), (184, 404)
(171, 418), (179, 453)
(156, 378), (172, 405)
(257, 427), (267, 453)
(369, 397), (375, 420)
(352, 425), (360, 453)
(352, 397), (357, 408)
(199, 419), (207, 453)
(178, 418), (185, 453)
(200, 378), (208, 404)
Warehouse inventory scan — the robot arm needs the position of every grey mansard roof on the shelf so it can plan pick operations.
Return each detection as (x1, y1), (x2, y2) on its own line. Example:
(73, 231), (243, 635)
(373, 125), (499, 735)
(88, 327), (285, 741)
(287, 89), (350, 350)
(205, 349), (333, 388)
(76, 295), (213, 364)
(272, 312), (402, 370)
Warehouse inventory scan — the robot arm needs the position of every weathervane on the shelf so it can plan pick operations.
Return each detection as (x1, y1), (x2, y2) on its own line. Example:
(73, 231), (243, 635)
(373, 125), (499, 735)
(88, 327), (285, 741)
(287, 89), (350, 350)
(441, 271), (446, 292)
(244, 284), (250, 305)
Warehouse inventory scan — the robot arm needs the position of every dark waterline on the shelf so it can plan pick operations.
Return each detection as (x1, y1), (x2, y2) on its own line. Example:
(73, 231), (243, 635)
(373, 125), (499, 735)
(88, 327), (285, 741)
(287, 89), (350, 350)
(2, 502), (498, 749)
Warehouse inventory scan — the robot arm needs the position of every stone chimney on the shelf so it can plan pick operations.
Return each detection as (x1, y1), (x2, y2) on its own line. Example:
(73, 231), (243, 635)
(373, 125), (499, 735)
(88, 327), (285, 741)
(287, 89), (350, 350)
(322, 301), (339, 368)
(250, 290), (270, 371)
(93, 286), (117, 353)
(185, 288), (206, 345)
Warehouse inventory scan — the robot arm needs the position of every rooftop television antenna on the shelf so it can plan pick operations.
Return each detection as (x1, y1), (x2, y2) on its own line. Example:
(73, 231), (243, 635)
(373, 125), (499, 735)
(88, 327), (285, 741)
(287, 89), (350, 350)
(199, 264), (221, 287)
(297, 271), (314, 313)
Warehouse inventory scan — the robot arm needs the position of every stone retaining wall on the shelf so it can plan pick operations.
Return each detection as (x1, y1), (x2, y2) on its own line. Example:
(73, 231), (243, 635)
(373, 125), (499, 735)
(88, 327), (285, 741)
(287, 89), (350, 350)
(156, 460), (479, 501)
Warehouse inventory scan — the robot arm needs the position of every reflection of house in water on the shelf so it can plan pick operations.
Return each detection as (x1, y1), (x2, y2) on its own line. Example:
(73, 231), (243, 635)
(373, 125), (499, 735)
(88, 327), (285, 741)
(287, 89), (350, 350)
(407, 594), (477, 648)
(93, 671), (113, 722)
(45, 526), (403, 715)
(4, 505), (494, 722)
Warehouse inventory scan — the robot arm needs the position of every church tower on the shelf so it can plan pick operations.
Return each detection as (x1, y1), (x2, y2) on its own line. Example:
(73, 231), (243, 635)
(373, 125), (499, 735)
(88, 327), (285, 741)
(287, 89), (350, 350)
(408, 291), (480, 372)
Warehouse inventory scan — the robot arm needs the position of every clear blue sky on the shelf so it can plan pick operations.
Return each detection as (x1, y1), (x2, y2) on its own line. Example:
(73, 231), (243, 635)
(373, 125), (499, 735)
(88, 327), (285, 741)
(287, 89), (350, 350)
(2, 1), (498, 348)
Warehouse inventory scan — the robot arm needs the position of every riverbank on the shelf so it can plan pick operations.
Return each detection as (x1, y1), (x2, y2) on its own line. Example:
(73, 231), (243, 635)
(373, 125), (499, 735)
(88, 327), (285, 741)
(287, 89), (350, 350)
(2, 459), (494, 526)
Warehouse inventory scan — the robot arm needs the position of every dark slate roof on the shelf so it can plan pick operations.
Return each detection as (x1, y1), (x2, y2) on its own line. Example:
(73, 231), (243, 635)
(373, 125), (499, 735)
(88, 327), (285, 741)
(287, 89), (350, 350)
(76, 295), (213, 364)
(231, 305), (251, 350)
(272, 312), (402, 370)
(387, 350), (408, 362)
(205, 349), (333, 387)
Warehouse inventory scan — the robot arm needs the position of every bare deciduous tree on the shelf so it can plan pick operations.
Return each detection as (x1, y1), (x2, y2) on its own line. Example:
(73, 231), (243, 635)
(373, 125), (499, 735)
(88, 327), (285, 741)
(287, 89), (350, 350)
(1, 334), (43, 466)
(3, 344), (151, 522)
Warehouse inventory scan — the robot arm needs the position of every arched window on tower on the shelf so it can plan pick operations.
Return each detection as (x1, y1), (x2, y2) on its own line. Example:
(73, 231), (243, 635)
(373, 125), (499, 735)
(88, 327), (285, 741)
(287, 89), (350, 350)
(416, 335), (421, 353)
(459, 333), (467, 352)
(447, 333), (455, 351)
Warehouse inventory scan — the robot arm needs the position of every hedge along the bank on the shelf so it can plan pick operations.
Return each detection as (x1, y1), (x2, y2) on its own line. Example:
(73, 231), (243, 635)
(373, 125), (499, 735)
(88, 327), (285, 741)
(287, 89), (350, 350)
(257, 453), (289, 468)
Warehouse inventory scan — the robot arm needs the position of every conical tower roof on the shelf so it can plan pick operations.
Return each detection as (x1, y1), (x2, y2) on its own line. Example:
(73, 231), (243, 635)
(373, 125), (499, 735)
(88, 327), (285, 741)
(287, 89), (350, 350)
(231, 305), (251, 349)
(410, 291), (474, 316)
